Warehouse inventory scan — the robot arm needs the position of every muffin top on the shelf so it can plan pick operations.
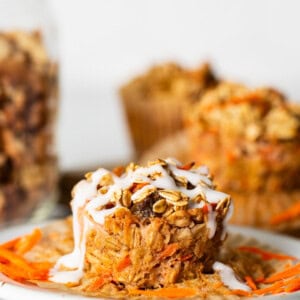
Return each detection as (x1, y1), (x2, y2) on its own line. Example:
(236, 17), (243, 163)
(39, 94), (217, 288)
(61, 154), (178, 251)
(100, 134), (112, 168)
(75, 158), (230, 225)
(121, 62), (217, 102)
(188, 82), (300, 141)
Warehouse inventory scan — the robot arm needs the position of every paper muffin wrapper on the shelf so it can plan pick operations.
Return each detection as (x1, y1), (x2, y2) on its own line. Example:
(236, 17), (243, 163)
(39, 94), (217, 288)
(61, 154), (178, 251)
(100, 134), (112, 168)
(121, 95), (190, 158)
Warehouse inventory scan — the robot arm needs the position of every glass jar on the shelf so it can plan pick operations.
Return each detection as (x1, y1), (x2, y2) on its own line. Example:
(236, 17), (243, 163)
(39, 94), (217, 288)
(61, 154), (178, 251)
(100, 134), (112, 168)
(0, 0), (59, 225)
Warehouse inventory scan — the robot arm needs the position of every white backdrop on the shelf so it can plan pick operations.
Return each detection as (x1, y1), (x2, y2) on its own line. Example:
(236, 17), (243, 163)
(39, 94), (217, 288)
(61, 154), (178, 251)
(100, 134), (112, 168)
(48, 0), (300, 170)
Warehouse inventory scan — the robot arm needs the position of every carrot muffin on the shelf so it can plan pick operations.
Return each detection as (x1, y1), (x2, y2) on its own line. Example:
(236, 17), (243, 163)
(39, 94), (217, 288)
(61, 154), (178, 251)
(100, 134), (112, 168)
(48, 158), (231, 289)
(120, 63), (217, 157)
(185, 82), (300, 229)
(2, 160), (300, 298)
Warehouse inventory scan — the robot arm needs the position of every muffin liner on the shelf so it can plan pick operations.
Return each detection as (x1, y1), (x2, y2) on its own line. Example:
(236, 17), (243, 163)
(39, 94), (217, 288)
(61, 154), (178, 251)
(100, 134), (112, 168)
(121, 95), (189, 158)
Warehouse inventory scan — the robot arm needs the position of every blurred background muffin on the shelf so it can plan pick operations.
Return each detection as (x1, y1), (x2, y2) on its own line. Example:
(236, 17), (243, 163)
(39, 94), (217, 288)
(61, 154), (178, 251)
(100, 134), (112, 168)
(120, 62), (217, 158)
(185, 82), (300, 231)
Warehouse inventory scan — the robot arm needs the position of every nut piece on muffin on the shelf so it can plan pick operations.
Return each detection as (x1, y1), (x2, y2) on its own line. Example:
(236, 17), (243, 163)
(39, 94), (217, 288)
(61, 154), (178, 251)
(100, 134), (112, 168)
(120, 62), (218, 157)
(186, 81), (300, 230)
(49, 158), (231, 289)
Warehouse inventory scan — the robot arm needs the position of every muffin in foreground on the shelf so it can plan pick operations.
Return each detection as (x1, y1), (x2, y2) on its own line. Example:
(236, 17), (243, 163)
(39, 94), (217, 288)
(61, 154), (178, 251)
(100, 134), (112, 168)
(185, 82), (300, 229)
(120, 62), (218, 157)
(50, 158), (231, 288)
(1, 159), (300, 298)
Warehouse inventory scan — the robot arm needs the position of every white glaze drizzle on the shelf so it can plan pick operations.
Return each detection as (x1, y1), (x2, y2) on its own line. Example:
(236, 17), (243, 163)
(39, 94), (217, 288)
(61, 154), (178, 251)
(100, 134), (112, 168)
(50, 158), (230, 284)
(213, 262), (250, 291)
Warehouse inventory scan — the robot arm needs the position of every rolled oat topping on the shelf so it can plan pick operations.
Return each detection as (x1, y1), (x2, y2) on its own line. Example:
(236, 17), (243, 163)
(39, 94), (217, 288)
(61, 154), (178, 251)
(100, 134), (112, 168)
(50, 158), (231, 284)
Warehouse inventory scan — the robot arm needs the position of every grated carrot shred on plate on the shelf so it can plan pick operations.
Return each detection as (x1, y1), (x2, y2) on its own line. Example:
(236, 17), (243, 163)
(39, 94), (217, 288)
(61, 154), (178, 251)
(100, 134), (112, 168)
(270, 201), (300, 225)
(230, 289), (251, 296)
(0, 228), (50, 282)
(264, 263), (300, 283)
(15, 228), (42, 255)
(0, 246), (36, 272)
(245, 276), (257, 290)
(284, 277), (300, 293)
(0, 237), (21, 250)
(0, 228), (42, 255)
(253, 281), (285, 295)
(0, 263), (27, 282)
(238, 246), (297, 261)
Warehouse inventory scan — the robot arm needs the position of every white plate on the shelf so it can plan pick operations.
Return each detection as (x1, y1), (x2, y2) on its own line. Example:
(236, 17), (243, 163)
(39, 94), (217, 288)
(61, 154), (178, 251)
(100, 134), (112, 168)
(0, 223), (300, 299)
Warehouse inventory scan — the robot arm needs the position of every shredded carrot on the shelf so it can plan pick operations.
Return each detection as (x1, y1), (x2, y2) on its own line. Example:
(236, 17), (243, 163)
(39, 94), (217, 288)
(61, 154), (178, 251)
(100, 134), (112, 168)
(178, 162), (195, 170)
(272, 286), (285, 294)
(180, 254), (193, 261)
(0, 237), (21, 250)
(284, 262), (293, 270)
(255, 276), (265, 283)
(0, 228), (42, 255)
(238, 246), (297, 261)
(284, 277), (300, 293)
(254, 281), (284, 295)
(116, 255), (131, 272)
(0, 246), (49, 281)
(0, 261), (48, 281)
(15, 228), (42, 255)
(112, 166), (125, 177)
(270, 201), (300, 225)
(0, 257), (8, 264)
(264, 263), (300, 283)
(86, 273), (111, 292)
(230, 289), (251, 296)
(129, 287), (197, 298)
(130, 182), (149, 193)
(30, 261), (53, 271)
(245, 276), (257, 290)
(0, 246), (36, 272)
(0, 263), (26, 282)
(159, 243), (179, 260)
